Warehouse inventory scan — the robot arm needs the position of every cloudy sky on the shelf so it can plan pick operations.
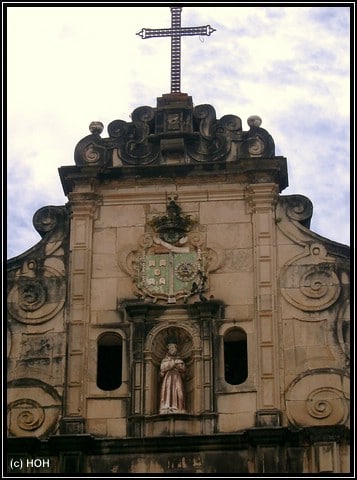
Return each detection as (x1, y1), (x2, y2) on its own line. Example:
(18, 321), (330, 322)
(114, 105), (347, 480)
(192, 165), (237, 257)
(6, 4), (351, 259)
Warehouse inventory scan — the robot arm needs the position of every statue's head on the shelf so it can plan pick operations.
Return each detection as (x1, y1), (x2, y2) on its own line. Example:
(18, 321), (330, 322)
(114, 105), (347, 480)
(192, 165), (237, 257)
(167, 343), (178, 355)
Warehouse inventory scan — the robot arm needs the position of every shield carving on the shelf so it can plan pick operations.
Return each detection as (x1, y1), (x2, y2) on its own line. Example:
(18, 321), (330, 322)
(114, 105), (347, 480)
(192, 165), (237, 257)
(137, 249), (207, 303)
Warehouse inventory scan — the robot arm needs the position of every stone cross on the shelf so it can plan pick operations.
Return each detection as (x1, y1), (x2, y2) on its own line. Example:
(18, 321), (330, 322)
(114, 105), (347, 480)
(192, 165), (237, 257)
(137, 7), (215, 93)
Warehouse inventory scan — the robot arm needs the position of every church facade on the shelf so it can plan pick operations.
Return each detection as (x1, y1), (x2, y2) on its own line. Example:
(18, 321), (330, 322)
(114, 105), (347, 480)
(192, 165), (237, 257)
(7, 92), (350, 474)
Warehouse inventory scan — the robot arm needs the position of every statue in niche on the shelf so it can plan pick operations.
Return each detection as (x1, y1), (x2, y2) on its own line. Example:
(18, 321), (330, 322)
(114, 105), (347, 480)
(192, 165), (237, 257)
(159, 342), (186, 414)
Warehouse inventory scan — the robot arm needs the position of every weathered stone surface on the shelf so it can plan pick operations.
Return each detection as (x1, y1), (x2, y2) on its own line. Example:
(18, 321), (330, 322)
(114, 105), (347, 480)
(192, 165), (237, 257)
(7, 94), (350, 474)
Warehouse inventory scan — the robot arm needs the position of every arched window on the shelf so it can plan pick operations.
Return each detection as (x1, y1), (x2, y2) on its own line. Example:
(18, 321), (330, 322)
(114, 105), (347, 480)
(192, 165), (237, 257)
(97, 333), (122, 391)
(224, 328), (248, 385)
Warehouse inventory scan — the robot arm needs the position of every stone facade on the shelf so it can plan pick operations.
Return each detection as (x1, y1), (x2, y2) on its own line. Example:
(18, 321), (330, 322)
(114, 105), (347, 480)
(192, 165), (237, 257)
(7, 93), (350, 474)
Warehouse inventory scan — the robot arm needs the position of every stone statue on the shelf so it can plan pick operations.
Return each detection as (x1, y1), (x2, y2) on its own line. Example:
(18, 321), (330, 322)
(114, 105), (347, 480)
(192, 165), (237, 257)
(159, 343), (186, 414)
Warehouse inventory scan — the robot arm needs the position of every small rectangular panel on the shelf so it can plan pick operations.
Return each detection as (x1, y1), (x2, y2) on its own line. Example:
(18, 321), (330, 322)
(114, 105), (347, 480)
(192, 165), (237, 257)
(259, 294), (272, 311)
(67, 386), (81, 415)
(73, 219), (87, 246)
(70, 324), (84, 351)
(72, 249), (86, 271)
(261, 378), (275, 407)
(259, 260), (271, 283)
(68, 353), (82, 383)
(257, 212), (270, 235)
(72, 273), (85, 298)
(259, 245), (271, 258)
(260, 315), (273, 343)
(135, 363), (141, 388)
(204, 359), (211, 383)
(261, 345), (274, 375)
(134, 389), (141, 414)
(204, 385), (211, 411)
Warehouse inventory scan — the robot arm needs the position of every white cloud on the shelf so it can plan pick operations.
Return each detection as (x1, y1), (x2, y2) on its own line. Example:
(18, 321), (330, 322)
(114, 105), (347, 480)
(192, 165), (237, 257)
(6, 5), (351, 258)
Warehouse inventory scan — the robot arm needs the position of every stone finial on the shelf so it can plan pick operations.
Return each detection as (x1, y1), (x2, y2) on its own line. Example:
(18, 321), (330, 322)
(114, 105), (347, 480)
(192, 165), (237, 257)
(247, 115), (262, 128)
(89, 121), (104, 135)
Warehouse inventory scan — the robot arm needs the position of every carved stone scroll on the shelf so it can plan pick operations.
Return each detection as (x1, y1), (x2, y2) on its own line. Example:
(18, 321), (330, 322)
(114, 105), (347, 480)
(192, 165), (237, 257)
(8, 265), (66, 324)
(108, 106), (160, 165)
(7, 378), (62, 438)
(186, 104), (230, 162)
(280, 243), (341, 312)
(285, 369), (349, 427)
(73, 95), (276, 167)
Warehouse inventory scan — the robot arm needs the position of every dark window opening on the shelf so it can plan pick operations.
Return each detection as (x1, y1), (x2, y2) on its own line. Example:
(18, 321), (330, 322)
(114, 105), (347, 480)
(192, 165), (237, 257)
(97, 333), (122, 391)
(224, 329), (248, 385)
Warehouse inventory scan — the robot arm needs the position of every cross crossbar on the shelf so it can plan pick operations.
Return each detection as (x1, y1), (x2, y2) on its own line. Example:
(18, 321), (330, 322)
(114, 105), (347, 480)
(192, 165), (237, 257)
(137, 26), (216, 39)
(137, 7), (216, 93)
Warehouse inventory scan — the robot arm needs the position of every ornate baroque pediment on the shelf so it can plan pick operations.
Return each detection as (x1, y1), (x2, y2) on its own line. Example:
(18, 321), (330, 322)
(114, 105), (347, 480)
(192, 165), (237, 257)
(74, 94), (275, 167)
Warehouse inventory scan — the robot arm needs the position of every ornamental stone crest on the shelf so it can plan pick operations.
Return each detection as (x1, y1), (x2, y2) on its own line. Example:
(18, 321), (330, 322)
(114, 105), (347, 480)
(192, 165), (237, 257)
(136, 242), (206, 304)
(138, 199), (206, 304)
(119, 198), (222, 304)
(73, 94), (275, 167)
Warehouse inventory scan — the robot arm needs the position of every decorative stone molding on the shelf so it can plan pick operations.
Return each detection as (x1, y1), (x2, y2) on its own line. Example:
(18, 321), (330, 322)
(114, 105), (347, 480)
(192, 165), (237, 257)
(280, 243), (341, 312)
(74, 121), (110, 166)
(279, 194), (313, 228)
(255, 409), (282, 427)
(244, 183), (281, 412)
(32, 205), (69, 240)
(245, 183), (279, 211)
(59, 417), (86, 435)
(7, 378), (62, 438)
(8, 264), (66, 324)
(285, 369), (349, 427)
(108, 106), (160, 165)
(241, 115), (275, 158)
(186, 104), (241, 162)
(275, 195), (315, 246)
(336, 298), (350, 360)
(7, 206), (69, 324)
(63, 190), (100, 424)
(74, 94), (276, 167)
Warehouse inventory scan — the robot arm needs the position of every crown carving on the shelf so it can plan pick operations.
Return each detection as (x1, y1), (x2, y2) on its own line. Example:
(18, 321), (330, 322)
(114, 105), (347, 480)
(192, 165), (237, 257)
(149, 199), (194, 244)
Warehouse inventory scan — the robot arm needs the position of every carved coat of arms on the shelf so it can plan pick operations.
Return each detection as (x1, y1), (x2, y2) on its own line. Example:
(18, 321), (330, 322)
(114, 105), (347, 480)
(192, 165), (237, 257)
(137, 239), (206, 303)
(119, 198), (221, 304)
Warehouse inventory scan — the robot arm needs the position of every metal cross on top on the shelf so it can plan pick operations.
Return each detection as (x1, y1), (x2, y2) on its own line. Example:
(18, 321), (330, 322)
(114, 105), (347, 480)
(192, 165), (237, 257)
(137, 7), (216, 93)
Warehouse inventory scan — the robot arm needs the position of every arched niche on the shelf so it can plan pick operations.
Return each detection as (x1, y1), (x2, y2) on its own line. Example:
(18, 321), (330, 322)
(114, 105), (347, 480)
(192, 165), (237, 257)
(144, 324), (200, 416)
(123, 301), (222, 436)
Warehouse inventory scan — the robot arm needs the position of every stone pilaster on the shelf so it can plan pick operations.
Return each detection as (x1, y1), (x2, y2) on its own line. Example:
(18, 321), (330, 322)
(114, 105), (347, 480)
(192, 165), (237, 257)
(61, 191), (101, 433)
(245, 184), (281, 424)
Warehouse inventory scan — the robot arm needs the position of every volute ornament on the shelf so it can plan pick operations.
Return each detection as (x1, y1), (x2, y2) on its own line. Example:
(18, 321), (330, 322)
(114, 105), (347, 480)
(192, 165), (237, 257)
(280, 243), (341, 312)
(285, 369), (349, 427)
